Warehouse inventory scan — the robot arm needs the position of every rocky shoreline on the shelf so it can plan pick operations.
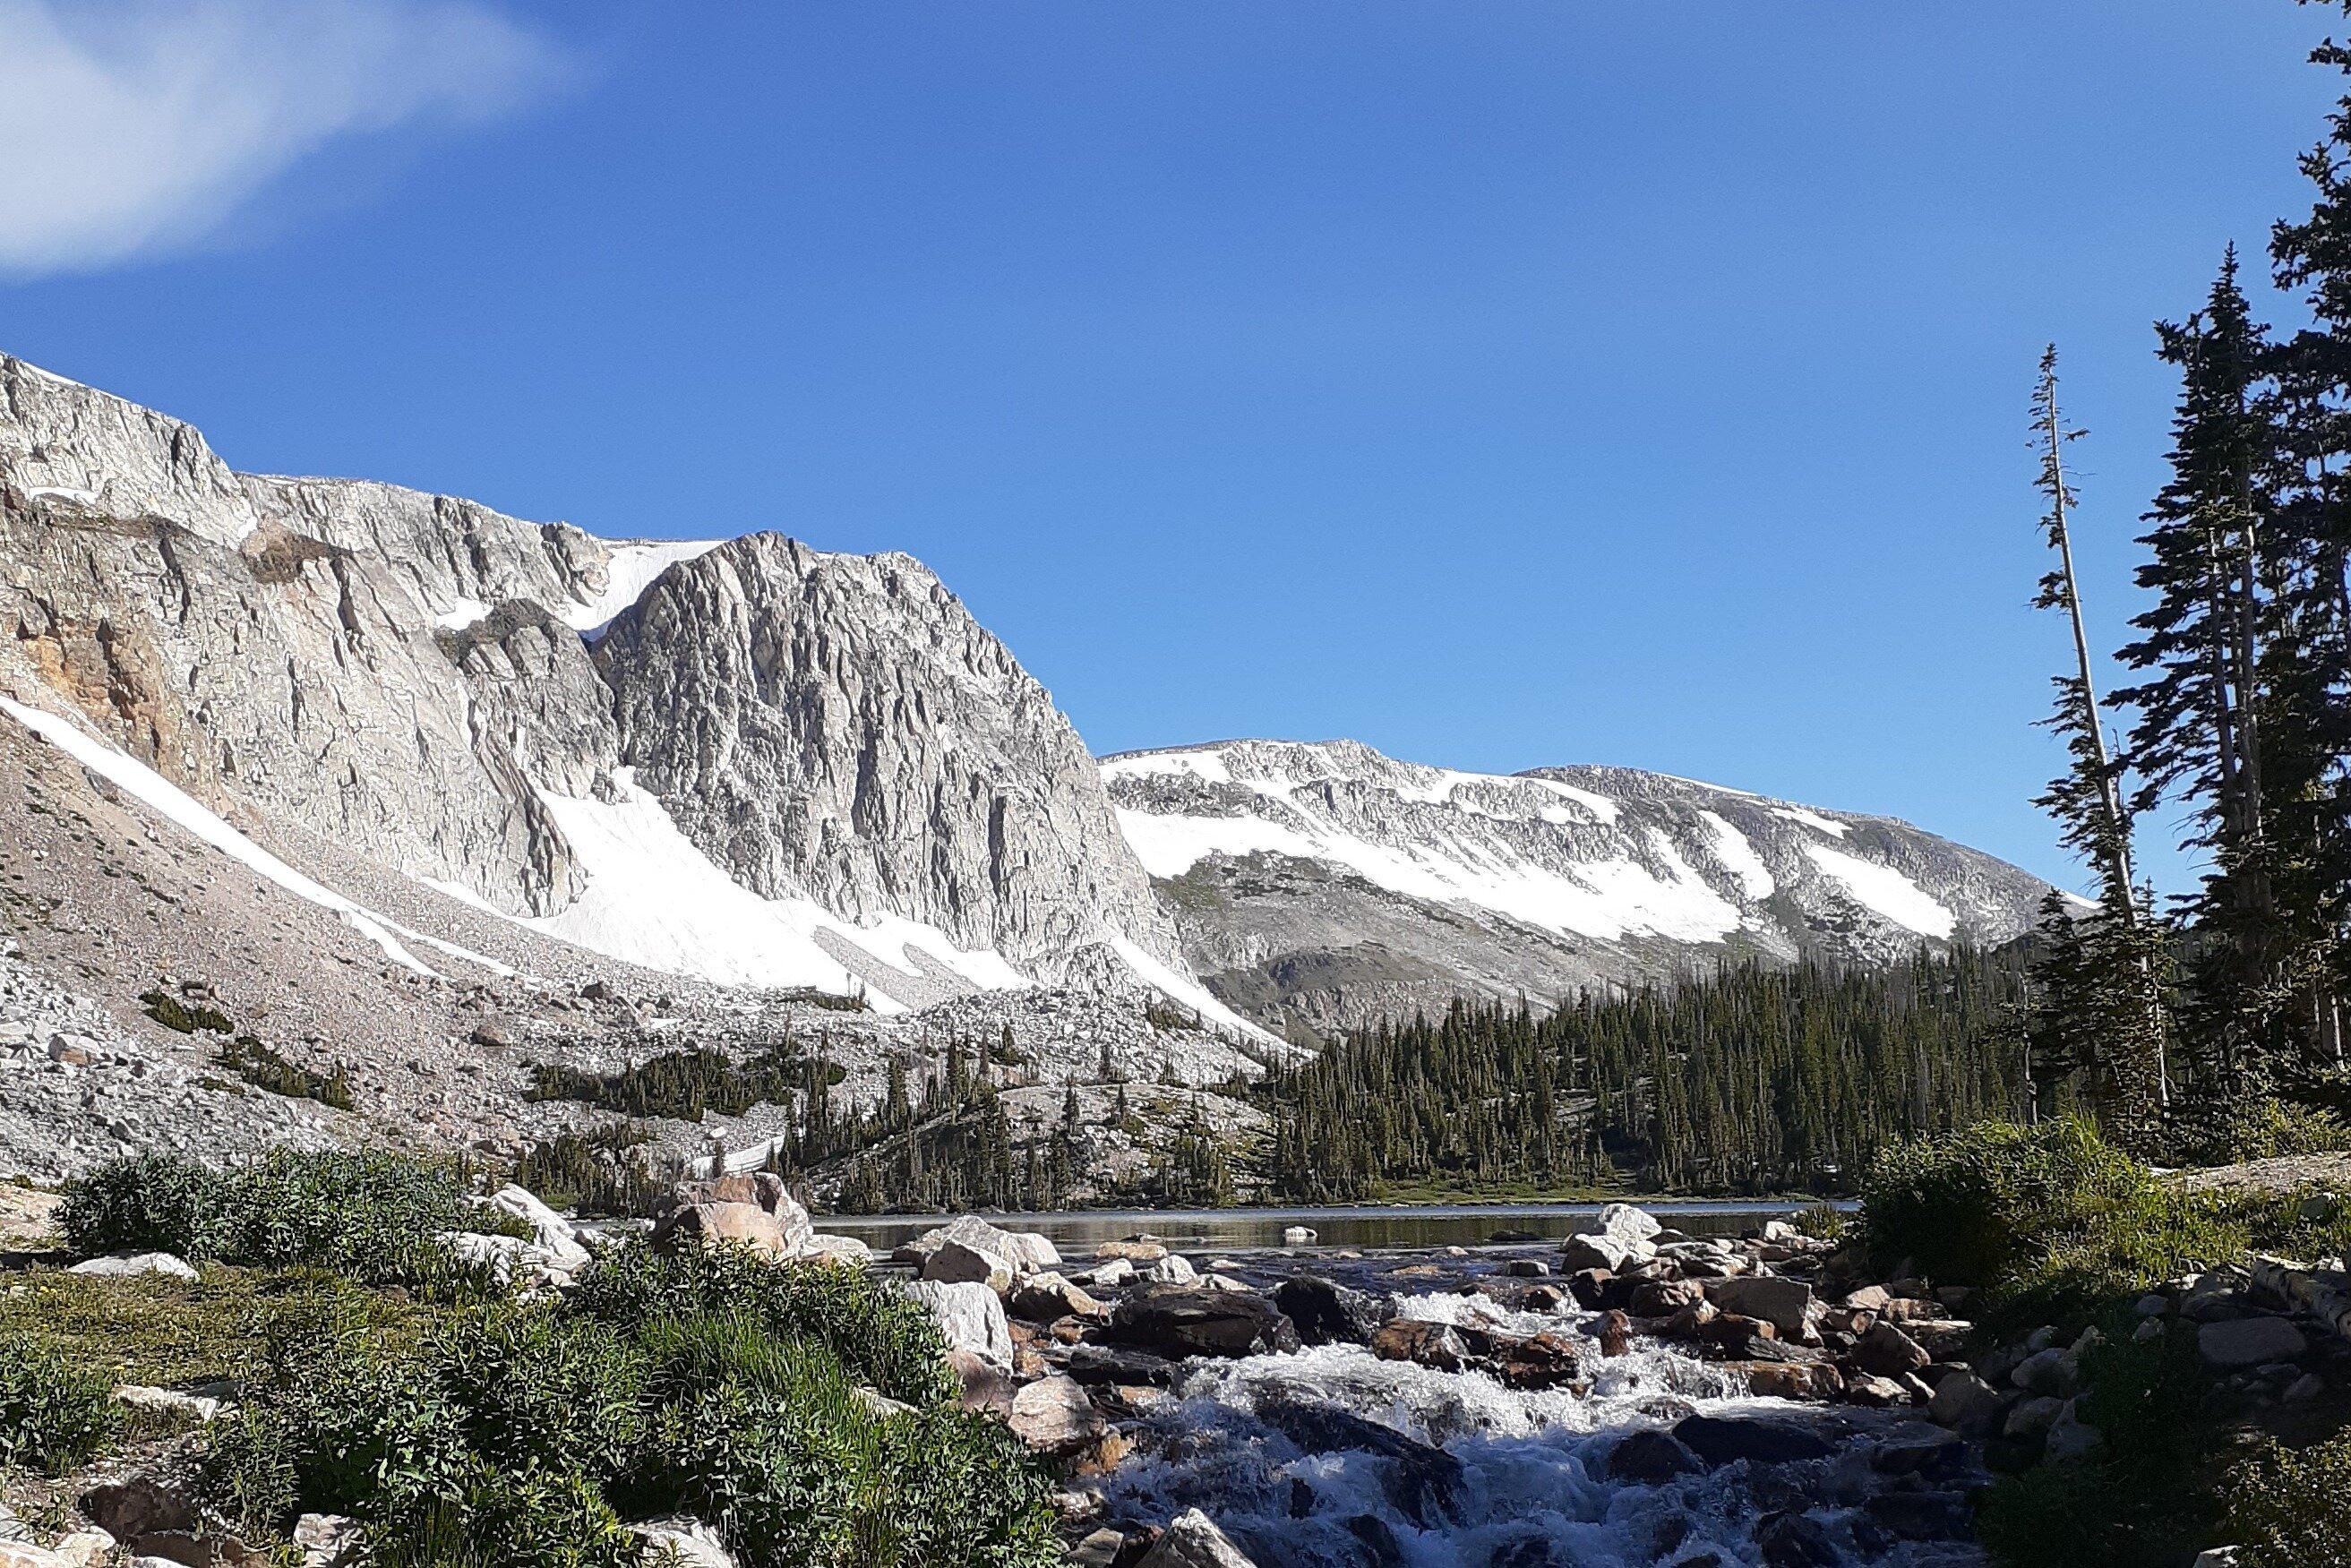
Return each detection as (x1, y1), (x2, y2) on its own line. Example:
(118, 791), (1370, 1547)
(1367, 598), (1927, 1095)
(10, 1175), (2347, 1567)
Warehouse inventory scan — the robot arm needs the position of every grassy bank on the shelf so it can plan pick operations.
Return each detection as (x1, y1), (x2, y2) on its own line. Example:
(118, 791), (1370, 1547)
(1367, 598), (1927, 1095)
(1859, 1117), (2351, 1568)
(0, 1151), (1060, 1568)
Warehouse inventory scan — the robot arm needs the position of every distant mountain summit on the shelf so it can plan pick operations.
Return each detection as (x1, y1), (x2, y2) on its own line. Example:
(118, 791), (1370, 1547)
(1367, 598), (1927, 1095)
(1102, 738), (2059, 1036)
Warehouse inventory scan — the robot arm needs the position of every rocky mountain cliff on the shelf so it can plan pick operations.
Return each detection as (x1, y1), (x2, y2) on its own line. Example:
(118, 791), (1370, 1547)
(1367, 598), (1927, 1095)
(596, 535), (1174, 982)
(0, 351), (1206, 1021)
(1103, 739), (2061, 1036)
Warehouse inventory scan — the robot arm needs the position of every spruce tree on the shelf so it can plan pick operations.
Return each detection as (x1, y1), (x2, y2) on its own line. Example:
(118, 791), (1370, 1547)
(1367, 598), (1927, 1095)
(2115, 253), (2287, 1108)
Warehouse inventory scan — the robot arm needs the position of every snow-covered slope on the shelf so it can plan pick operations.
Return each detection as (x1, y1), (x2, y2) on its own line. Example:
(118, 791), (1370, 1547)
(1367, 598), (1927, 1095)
(1104, 739), (2057, 1036)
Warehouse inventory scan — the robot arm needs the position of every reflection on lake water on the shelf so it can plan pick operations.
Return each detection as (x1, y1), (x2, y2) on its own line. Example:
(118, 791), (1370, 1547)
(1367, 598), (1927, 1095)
(814, 1200), (1832, 1255)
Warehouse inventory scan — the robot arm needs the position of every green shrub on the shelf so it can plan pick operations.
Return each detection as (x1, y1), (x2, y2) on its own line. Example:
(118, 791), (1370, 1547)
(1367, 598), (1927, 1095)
(142, 987), (233, 1034)
(60, 1152), (233, 1260)
(2225, 1432), (2351, 1568)
(216, 1036), (356, 1110)
(202, 1245), (1054, 1567)
(1789, 1201), (1847, 1243)
(568, 1242), (957, 1409)
(880, 1404), (1063, 1567)
(202, 1404), (301, 1527)
(1862, 1118), (2149, 1286)
(631, 1318), (884, 1566)
(224, 1150), (492, 1283)
(425, 1307), (647, 1480)
(62, 1151), (518, 1290)
(375, 1465), (639, 1568)
(0, 1332), (118, 1472)
(624, 1313), (1057, 1568)
(2184, 1097), (2351, 1164)
(1998, 1185), (2252, 1329)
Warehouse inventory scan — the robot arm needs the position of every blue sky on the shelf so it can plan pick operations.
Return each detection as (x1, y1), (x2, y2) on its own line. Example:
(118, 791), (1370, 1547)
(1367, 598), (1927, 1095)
(1, 1), (2338, 895)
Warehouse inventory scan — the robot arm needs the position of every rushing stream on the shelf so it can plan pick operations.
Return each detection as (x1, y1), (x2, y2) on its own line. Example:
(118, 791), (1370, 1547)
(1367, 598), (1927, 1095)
(823, 1201), (1822, 1255)
(866, 1207), (1981, 1568)
(1107, 1284), (1977, 1565)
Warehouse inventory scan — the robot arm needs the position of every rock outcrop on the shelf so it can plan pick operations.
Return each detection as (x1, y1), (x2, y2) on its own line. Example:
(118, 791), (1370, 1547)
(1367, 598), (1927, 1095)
(596, 535), (1186, 982)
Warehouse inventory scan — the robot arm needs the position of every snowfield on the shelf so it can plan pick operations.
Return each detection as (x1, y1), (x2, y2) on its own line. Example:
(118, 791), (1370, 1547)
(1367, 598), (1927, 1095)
(1104, 739), (1981, 961)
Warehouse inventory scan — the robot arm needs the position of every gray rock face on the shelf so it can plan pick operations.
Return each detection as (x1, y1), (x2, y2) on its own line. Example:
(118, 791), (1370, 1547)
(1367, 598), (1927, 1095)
(1, 356), (261, 547)
(596, 535), (1185, 981)
(0, 350), (1193, 998)
(1103, 739), (2062, 1033)
(0, 467), (584, 914)
(239, 473), (613, 627)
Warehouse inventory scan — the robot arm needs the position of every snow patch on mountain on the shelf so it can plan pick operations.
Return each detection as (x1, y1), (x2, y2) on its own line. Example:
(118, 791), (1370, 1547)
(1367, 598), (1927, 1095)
(1105, 743), (1744, 946)
(1800, 842), (1956, 939)
(518, 770), (1027, 1012)
(570, 540), (724, 637)
(0, 696), (512, 979)
(1106, 739), (2059, 1032)
(1700, 810), (1776, 900)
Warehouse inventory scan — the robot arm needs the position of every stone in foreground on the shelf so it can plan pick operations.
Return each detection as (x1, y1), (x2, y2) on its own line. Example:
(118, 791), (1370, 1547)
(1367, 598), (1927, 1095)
(2196, 1315), (2308, 1368)
(1136, 1508), (1258, 1568)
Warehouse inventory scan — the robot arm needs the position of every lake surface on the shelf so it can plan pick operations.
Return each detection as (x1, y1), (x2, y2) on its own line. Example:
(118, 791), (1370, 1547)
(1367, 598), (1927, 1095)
(818, 1199), (1831, 1254)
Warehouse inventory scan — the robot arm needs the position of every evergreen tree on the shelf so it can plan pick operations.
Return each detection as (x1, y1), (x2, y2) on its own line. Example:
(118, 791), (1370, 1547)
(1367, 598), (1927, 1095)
(2267, 21), (2351, 1074)
(2116, 252), (2291, 1110)
(2028, 347), (2175, 1138)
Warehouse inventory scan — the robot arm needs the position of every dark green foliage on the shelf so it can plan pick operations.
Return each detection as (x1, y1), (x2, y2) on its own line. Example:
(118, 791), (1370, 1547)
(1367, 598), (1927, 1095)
(513, 1126), (671, 1217)
(790, 987), (871, 1014)
(425, 1307), (648, 1478)
(2014, 15), (2351, 1156)
(1145, 998), (1200, 1032)
(2169, 1094), (2351, 1164)
(203, 1247), (1053, 1568)
(628, 1312), (1057, 1568)
(217, 1035), (356, 1110)
(567, 1241), (957, 1409)
(798, 1039), (1089, 1214)
(141, 986), (233, 1034)
(60, 1152), (236, 1260)
(1861, 1118), (2147, 1286)
(1978, 1323), (2214, 1568)
(0, 1331), (118, 1472)
(60, 1151), (514, 1289)
(631, 1317), (888, 1564)
(1272, 951), (2033, 1200)
(1862, 1116), (2351, 1329)
(1140, 1093), (1236, 1207)
(880, 1404), (1063, 1568)
(2224, 1431), (2351, 1568)
(382, 1467), (639, 1568)
(528, 1042), (811, 1121)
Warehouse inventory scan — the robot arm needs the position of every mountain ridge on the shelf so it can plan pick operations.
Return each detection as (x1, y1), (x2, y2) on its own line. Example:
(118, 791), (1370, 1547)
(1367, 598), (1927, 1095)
(1103, 737), (2059, 1036)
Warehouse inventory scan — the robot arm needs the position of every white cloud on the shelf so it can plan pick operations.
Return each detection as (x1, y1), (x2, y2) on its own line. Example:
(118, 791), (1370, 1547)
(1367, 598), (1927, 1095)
(0, 0), (570, 275)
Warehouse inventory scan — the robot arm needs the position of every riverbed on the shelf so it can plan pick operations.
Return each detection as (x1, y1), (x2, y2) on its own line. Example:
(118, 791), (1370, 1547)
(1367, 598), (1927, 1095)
(888, 1204), (1984, 1567)
(823, 1199), (1830, 1254)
